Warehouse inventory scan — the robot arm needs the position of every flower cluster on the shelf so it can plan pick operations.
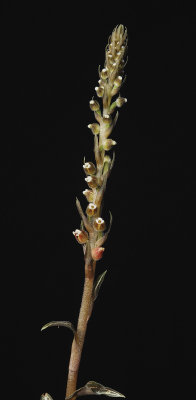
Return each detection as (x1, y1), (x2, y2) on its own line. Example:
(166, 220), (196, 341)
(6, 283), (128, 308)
(73, 25), (128, 262)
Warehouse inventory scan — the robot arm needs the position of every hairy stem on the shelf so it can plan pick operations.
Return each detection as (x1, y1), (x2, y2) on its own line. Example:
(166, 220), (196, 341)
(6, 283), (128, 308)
(65, 260), (96, 399)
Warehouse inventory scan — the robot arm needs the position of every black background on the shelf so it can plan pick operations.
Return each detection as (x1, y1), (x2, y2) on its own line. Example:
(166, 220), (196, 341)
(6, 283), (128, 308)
(1, 2), (196, 399)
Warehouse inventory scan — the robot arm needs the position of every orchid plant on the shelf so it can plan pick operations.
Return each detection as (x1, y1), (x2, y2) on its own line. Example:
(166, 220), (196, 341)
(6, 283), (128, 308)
(40, 24), (128, 400)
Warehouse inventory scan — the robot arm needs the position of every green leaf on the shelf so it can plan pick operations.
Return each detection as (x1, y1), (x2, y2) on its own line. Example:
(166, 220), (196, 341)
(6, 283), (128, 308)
(41, 321), (76, 336)
(93, 270), (107, 301)
(65, 381), (125, 400)
(84, 381), (125, 397)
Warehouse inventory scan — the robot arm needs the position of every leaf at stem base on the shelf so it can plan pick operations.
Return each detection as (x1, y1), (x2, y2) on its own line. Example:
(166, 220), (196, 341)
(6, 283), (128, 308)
(65, 381), (125, 400)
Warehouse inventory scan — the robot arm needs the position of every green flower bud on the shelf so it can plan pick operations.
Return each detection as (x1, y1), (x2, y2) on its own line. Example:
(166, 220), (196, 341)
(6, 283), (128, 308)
(85, 175), (98, 189)
(116, 97), (127, 107)
(111, 76), (122, 96)
(95, 85), (104, 97)
(102, 139), (117, 151)
(114, 75), (122, 87)
(100, 68), (108, 80)
(89, 99), (100, 112)
(88, 123), (100, 135)
(102, 114), (112, 126)
(83, 189), (94, 202)
(94, 217), (106, 231)
(86, 202), (98, 217)
(104, 155), (111, 163)
(83, 162), (96, 175)
(103, 155), (112, 174)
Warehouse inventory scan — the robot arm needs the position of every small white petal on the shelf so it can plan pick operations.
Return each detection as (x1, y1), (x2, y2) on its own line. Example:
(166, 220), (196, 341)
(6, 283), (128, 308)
(85, 176), (92, 182)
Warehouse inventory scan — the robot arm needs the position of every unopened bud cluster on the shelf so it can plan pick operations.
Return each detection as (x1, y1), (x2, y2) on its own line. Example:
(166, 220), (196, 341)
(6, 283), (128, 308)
(105, 24), (128, 83)
(87, 24), (128, 157)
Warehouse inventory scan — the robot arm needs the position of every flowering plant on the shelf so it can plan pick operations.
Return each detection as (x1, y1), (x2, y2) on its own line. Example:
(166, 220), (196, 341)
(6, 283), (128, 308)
(41, 24), (128, 400)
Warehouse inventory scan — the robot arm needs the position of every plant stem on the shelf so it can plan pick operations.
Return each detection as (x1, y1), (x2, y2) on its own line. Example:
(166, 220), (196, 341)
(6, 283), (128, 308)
(65, 260), (96, 399)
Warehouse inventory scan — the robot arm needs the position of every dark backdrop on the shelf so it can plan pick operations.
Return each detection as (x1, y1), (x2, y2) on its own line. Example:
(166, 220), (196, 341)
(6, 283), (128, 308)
(1, 2), (196, 400)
